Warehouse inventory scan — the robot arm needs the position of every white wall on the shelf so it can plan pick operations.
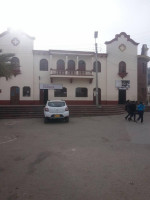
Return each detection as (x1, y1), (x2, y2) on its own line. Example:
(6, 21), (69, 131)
(106, 34), (138, 101)
(0, 30), (34, 101)
(0, 30), (139, 104)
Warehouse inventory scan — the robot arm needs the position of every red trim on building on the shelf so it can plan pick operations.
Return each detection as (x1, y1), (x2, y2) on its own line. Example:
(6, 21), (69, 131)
(0, 100), (119, 105)
(0, 100), (10, 105)
(0, 100), (41, 105)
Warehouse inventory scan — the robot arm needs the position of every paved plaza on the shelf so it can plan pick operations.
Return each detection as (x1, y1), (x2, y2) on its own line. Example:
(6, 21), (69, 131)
(0, 113), (150, 200)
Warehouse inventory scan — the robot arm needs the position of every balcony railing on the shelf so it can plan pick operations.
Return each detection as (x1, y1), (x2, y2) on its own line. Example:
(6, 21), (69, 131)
(50, 69), (93, 76)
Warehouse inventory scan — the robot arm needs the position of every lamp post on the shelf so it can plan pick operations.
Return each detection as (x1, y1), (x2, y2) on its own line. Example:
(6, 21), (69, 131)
(94, 31), (99, 107)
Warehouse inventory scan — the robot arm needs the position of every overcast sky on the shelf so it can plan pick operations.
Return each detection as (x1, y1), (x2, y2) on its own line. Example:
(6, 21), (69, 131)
(0, 0), (150, 57)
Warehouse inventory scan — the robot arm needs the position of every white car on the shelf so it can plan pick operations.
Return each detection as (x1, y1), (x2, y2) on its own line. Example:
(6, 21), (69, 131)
(44, 100), (69, 123)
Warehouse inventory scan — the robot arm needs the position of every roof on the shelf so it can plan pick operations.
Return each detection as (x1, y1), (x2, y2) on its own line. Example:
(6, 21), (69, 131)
(0, 29), (35, 40)
(105, 32), (139, 45)
(33, 49), (107, 57)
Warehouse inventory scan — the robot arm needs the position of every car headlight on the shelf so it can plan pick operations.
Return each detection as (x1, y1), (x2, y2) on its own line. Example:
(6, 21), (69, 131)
(44, 107), (49, 112)
(65, 107), (69, 111)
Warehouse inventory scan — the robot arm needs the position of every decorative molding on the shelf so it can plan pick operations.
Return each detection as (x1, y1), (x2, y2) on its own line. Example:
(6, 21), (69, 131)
(118, 72), (128, 79)
(105, 32), (139, 45)
(11, 38), (20, 46)
(119, 44), (126, 52)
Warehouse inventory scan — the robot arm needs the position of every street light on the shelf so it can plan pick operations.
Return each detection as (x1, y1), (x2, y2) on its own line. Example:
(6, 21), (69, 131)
(94, 31), (99, 107)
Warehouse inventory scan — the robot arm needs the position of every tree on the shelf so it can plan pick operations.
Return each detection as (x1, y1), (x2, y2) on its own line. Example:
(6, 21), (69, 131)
(0, 50), (21, 80)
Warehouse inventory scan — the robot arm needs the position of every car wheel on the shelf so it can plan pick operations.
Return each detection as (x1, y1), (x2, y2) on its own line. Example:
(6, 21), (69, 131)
(44, 117), (48, 123)
(65, 117), (69, 123)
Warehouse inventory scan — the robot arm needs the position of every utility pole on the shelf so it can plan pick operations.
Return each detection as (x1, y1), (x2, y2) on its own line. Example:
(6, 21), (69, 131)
(94, 31), (99, 107)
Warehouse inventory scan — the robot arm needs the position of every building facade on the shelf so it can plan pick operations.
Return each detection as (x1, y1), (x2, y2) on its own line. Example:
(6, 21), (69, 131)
(0, 29), (149, 105)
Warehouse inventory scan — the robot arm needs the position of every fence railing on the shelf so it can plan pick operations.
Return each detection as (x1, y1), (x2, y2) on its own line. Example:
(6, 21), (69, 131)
(50, 69), (93, 76)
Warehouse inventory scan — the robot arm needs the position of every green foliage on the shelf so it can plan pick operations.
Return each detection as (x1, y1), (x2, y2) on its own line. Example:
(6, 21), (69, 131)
(0, 52), (21, 80)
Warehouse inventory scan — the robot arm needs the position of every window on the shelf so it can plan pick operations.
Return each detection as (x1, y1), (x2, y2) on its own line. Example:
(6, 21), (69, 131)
(68, 60), (75, 69)
(48, 101), (65, 107)
(68, 60), (75, 74)
(11, 57), (20, 67)
(11, 57), (21, 75)
(78, 60), (86, 71)
(76, 87), (88, 97)
(78, 60), (86, 75)
(57, 59), (65, 70)
(93, 61), (101, 72)
(119, 61), (126, 73)
(23, 87), (31, 97)
(40, 59), (48, 71)
(57, 59), (65, 74)
(54, 87), (67, 97)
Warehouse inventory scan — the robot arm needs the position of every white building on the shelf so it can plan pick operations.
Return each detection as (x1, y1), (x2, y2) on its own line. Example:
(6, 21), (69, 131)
(0, 29), (149, 105)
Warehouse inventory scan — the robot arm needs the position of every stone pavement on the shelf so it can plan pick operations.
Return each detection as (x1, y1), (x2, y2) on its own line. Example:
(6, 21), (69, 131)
(0, 113), (150, 200)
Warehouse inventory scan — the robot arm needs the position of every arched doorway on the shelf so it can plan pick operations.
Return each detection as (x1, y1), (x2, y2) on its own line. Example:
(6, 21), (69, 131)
(10, 86), (20, 104)
(93, 88), (101, 105)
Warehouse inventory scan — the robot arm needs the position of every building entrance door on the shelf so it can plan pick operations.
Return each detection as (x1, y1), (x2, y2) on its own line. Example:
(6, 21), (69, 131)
(10, 86), (20, 105)
(118, 89), (126, 104)
(40, 89), (48, 105)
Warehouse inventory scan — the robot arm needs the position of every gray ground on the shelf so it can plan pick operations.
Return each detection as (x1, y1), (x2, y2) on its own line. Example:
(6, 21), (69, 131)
(0, 113), (150, 200)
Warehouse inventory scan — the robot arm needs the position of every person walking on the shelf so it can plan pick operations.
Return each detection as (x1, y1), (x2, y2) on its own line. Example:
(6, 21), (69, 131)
(125, 100), (131, 120)
(128, 101), (137, 122)
(136, 102), (145, 123)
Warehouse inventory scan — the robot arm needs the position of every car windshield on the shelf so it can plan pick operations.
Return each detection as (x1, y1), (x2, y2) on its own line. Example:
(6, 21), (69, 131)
(48, 102), (65, 107)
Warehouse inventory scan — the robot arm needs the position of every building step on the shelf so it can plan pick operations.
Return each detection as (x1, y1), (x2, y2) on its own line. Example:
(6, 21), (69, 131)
(0, 105), (126, 119)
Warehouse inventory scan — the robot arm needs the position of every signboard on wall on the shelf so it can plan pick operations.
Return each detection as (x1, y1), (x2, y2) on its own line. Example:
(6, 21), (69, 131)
(115, 80), (130, 89)
(40, 83), (63, 90)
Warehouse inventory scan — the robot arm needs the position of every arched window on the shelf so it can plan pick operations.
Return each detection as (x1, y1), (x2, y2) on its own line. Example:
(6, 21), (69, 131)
(119, 61), (126, 73)
(118, 61), (127, 78)
(68, 60), (75, 75)
(11, 57), (20, 67)
(57, 59), (65, 74)
(57, 59), (65, 70)
(23, 86), (31, 97)
(93, 61), (101, 72)
(54, 87), (67, 97)
(40, 59), (48, 71)
(78, 60), (86, 71)
(78, 60), (86, 75)
(11, 57), (21, 76)
(76, 87), (88, 97)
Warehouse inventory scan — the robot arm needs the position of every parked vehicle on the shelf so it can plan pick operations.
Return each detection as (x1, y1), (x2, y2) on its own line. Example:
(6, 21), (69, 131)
(44, 100), (69, 123)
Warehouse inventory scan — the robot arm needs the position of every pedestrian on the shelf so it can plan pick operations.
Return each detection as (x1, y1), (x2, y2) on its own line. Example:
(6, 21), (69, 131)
(128, 101), (137, 122)
(125, 100), (131, 120)
(136, 102), (145, 123)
